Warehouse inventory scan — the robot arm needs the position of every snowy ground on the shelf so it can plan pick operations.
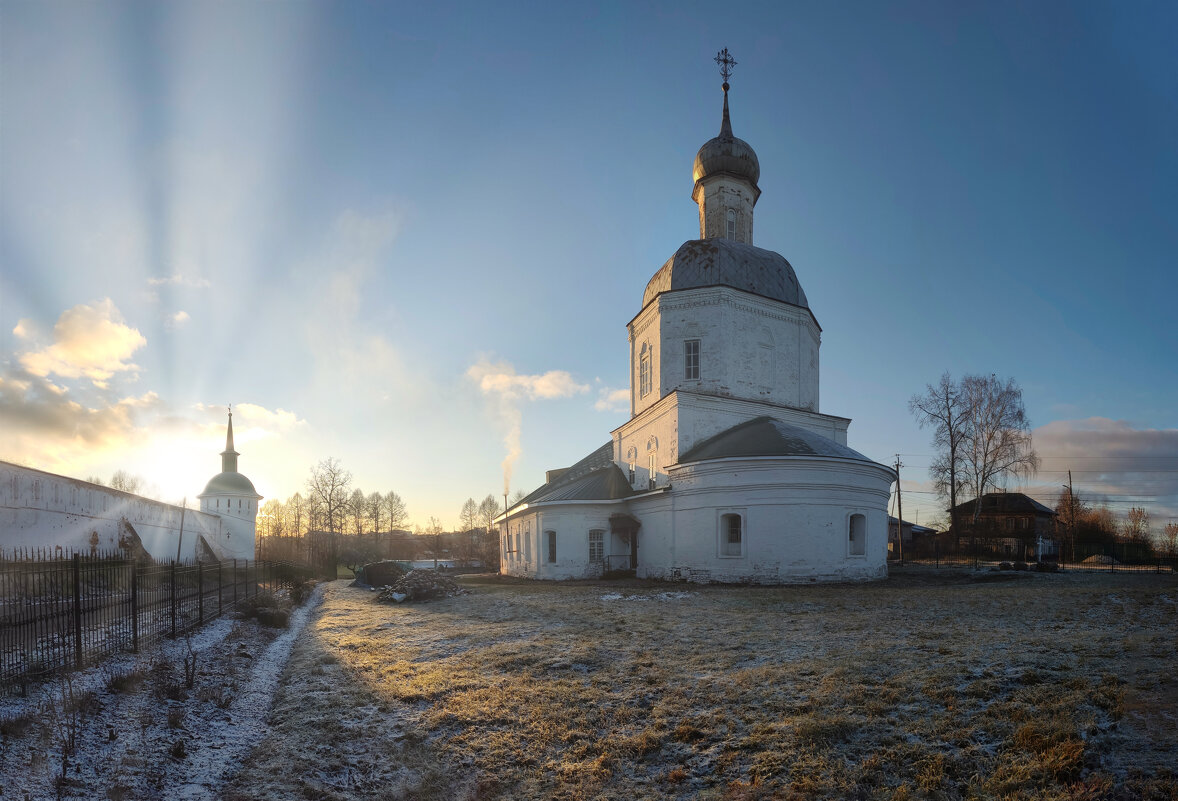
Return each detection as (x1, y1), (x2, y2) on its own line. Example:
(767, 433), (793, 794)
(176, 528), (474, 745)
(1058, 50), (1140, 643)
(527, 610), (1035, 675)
(3, 570), (1175, 800)
(0, 584), (324, 800)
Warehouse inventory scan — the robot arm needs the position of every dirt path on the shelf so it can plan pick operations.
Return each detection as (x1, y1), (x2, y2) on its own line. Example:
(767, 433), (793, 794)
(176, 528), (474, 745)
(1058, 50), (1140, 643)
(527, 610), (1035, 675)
(224, 571), (1178, 800)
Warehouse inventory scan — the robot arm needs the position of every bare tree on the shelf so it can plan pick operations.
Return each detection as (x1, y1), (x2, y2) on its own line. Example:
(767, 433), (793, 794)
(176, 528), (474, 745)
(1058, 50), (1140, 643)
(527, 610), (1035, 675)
(383, 491), (408, 532)
(909, 373), (971, 531)
(348, 488), (367, 537)
(425, 516), (444, 569)
(959, 374), (1039, 524)
(1163, 521), (1178, 557)
(306, 458), (352, 534)
(1123, 506), (1151, 545)
(459, 497), (479, 566)
(366, 492), (384, 537)
(287, 492), (307, 538)
(109, 470), (144, 494)
(478, 494), (502, 570)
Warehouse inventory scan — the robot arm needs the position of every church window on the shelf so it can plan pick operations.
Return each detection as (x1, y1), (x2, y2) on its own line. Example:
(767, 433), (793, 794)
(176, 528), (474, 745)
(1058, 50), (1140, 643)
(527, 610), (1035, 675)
(588, 530), (604, 563)
(849, 514), (866, 556)
(726, 209), (737, 241)
(720, 513), (743, 557)
(684, 339), (700, 380)
(546, 530), (557, 563)
(639, 344), (652, 397)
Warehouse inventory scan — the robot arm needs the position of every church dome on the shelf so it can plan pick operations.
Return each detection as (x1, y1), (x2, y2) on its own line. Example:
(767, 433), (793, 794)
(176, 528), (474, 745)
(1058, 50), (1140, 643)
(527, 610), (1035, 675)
(692, 86), (760, 187)
(642, 238), (809, 311)
(200, 471), (259, 497)
(693, 133), (760, 186)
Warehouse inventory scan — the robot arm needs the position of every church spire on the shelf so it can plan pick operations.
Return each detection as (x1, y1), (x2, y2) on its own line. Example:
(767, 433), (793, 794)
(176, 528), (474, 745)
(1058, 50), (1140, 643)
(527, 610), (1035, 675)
(716, 47), (736, 140)
(220, 408), (239, 473)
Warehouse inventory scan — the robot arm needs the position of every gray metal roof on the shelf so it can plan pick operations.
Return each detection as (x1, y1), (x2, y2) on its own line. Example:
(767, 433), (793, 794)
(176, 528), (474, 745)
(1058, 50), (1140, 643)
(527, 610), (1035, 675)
(679, 416), (876, 464)
(518, 443), (635, 506)
(198, 471), (260, 497)
(642, 239), (809, 311)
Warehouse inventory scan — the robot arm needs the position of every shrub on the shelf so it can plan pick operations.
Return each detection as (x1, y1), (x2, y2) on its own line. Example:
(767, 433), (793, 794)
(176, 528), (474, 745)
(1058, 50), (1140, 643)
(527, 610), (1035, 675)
(105, 666), (147, 694)
(289, 579), (316, 606)
(236, 590), (292, 628)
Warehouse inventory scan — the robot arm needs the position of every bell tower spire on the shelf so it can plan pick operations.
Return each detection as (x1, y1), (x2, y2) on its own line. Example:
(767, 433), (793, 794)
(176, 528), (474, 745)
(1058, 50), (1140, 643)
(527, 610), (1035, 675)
(220, 407), (239, 473)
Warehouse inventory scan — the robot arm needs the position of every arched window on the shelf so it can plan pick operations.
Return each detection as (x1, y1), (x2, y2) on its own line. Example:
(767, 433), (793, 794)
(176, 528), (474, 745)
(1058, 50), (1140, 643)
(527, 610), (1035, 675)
(726, 209), (737, 241)
(546, 531), (557, 563)
(684, 339), (700, 381)
(639, 343), (652, 397)
(849, 514), (866, 556)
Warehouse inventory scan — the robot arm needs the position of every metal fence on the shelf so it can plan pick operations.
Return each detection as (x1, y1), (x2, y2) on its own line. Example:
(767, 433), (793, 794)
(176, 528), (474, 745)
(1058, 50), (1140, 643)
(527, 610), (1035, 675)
(0, 550), (312, 693)
(891, 537), (1177, 574)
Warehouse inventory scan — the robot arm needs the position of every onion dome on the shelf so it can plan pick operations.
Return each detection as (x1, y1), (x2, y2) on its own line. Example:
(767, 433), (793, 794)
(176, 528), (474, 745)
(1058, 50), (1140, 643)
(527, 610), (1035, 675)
(692, 84), (760, 188)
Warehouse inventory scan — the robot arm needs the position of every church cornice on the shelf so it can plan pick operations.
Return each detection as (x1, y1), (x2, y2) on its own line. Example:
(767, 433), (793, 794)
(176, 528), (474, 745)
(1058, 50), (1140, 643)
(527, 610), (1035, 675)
(629, 284), (822, 333)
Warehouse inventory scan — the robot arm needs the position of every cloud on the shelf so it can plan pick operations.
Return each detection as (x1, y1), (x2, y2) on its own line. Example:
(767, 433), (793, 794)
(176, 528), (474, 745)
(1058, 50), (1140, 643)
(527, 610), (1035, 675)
(166, 311), (191, 329)
(1026, 417), (1178, 523)
(467, 359), (590, 493)
(594, 387), (629, 412)
(15, 299), (145, 387)
(147, 274), (211, 288)
(0, 364), (306, 499)
(467, 360), (590, 401)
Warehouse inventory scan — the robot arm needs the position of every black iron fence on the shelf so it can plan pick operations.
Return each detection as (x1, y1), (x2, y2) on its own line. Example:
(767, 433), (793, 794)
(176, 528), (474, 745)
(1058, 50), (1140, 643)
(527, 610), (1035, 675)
(0, 550), (312, 692)
(891, 536), (1177, 574)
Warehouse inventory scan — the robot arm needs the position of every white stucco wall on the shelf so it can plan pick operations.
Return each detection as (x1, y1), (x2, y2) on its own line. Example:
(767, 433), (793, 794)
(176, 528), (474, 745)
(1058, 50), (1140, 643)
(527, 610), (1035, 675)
(695, 175), (756, 244)
(629, 286), (819, 417)
(0, 462), (255, 562)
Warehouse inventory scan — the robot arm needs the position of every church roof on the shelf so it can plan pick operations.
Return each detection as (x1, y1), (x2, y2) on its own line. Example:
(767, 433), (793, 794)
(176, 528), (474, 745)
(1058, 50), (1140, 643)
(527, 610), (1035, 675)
(199, 471), (260, 498)
(517, 442), (635, 507)
(642, 238), (810, 311)
(679, 416), (876, 464)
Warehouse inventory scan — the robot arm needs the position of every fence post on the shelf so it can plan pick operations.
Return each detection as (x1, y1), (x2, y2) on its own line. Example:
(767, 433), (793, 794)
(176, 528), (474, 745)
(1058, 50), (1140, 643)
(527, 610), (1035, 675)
(170, 561), (177, 638)
(72, 554), (83, 669)
(218, 560), (223, 617)
(131, 564), (139, 653)
(198, 561), (204, 624)
(233, 558), (238, 606)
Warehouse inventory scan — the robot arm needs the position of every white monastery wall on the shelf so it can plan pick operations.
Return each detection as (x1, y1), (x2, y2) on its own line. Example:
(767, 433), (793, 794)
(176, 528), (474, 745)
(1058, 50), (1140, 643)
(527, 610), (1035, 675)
(0, 462), (254, 562)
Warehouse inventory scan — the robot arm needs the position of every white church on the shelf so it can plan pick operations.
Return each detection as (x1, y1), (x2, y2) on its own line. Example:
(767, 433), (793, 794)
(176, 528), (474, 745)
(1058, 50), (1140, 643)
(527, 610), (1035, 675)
(498, 58), (896, 583)
(0, 411), (261, 562)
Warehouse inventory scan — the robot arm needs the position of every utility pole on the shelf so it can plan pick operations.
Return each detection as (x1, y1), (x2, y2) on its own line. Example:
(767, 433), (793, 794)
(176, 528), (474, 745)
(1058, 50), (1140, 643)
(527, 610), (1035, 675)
(894, 455), (904, 563)
(1067, 469), (1076, 563)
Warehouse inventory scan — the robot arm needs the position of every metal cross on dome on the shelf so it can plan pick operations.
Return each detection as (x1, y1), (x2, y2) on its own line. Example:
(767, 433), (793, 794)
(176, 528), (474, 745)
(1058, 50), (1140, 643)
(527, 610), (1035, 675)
(715, 48), (736, 84)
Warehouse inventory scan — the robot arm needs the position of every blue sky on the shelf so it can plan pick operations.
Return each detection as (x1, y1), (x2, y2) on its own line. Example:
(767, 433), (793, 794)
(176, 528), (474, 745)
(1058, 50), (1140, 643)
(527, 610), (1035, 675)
(2, 0), (1176, 531)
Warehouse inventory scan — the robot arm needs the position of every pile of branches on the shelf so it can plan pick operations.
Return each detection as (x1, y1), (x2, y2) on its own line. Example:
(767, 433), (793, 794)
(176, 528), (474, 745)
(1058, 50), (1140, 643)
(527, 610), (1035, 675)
(375, 569), (467, 603)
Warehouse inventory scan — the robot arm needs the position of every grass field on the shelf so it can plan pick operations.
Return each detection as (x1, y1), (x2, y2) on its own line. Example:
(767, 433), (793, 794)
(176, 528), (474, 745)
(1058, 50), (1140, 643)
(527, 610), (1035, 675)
(224, 568), (1177, 800)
